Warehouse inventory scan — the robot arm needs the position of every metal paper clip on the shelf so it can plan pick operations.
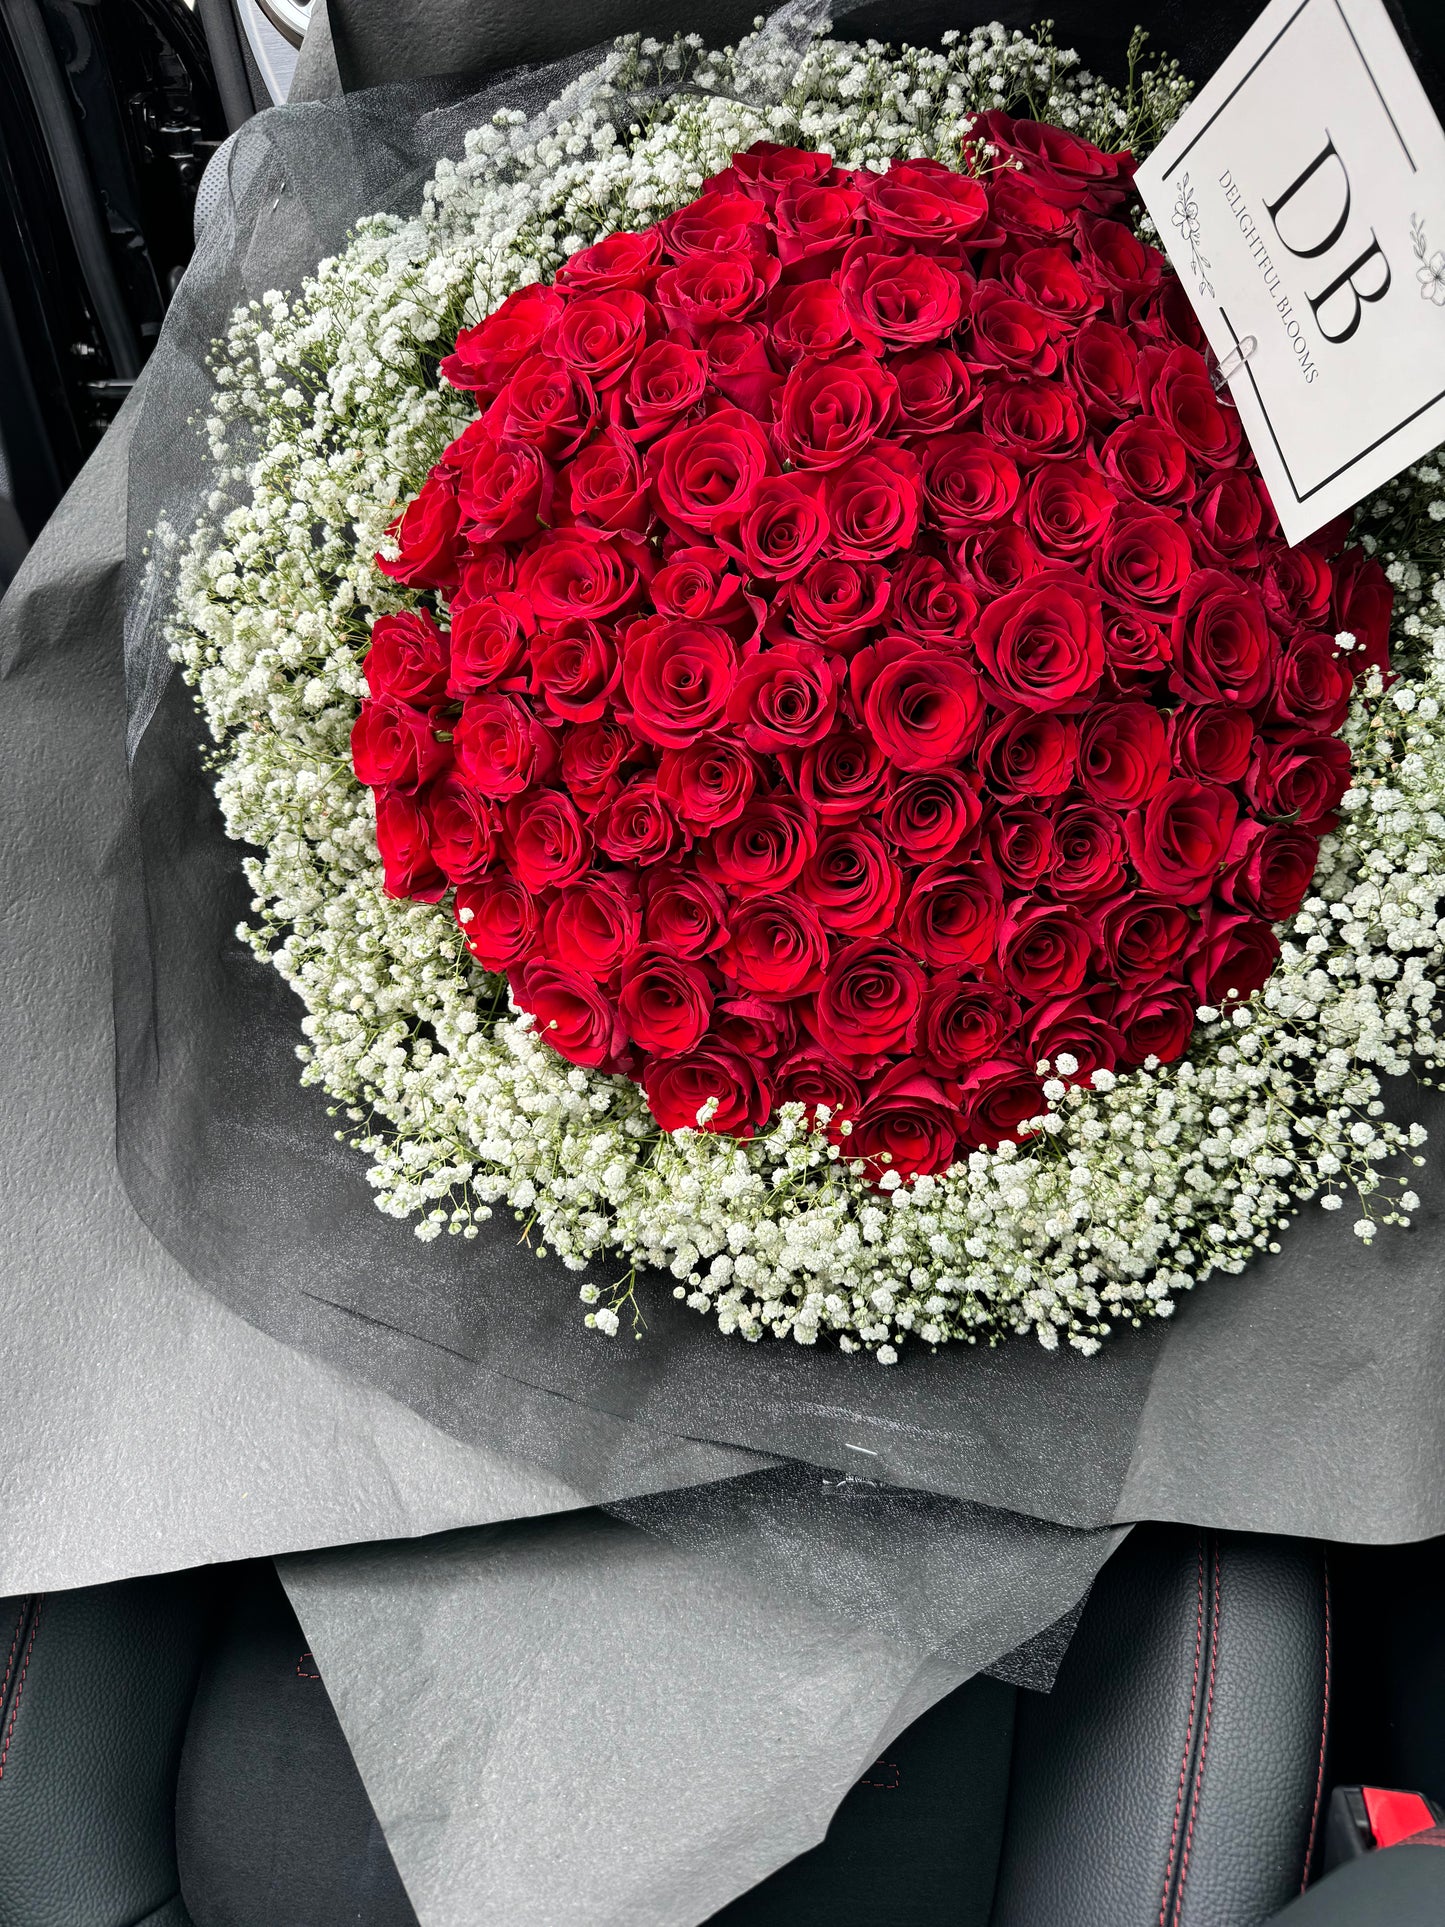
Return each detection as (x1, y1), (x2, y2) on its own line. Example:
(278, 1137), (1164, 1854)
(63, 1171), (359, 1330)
(1211, 335), (1258, 392)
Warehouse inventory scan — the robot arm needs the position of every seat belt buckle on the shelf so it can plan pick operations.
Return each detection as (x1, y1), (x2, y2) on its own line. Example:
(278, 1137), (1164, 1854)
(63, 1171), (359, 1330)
(1323, 1786), (1445, 1870)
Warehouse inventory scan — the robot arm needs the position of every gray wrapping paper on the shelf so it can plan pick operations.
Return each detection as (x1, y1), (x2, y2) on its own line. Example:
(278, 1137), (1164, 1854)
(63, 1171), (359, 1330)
(2, 1), (1443, 1922)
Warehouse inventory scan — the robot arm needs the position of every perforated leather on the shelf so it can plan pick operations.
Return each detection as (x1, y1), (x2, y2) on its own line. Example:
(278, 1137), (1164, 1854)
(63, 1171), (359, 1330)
(989, 1526), (1329, 1927)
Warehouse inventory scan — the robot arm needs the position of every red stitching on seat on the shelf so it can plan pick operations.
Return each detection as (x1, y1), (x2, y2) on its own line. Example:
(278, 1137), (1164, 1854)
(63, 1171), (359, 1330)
(1159, 1536), (1207, 1927)
(1172, 1543), (1221, 1927)
(0, 1599), (42, 1785)
(0, 1601), (28, 1714)
(1301, 1552), (1331, 1891)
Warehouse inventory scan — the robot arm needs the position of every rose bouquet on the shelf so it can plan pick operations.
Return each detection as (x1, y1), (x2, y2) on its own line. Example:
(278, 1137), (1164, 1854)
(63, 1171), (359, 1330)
(170, 15), (1445, 1358)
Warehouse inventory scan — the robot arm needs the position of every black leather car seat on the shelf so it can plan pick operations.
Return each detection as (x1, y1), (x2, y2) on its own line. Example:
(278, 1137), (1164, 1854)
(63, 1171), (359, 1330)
(0, 1523), (1376, 1927)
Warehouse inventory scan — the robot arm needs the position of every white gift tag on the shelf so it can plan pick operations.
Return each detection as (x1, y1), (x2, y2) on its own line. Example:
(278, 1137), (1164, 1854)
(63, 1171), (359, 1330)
(1135, 0), (1445, 545)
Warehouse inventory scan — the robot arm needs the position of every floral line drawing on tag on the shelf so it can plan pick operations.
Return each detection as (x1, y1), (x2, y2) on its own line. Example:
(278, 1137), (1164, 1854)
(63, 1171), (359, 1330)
(1412, 212), (1445, 306)
(1171, 171), (1214, 300)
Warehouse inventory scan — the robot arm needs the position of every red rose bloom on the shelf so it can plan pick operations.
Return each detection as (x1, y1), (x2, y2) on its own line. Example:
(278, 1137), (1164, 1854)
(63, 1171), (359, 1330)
(363, 135), (1388, 1163)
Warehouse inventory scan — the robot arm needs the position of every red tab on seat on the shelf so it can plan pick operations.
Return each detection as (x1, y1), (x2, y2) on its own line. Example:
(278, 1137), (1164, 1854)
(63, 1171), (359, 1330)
(1362, 1786), (1437, 1849)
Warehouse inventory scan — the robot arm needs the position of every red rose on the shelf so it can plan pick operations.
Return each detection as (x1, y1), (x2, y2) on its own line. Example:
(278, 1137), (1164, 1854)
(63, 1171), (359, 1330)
(712, 995), (796, 1060)
(556, 228), (664, 293)
(454, 871), (539, 971)
(840, 240), (964, 351)
(364, 610), (449, 705)
(1113, 980), (1195, 1065)
(1149, 347), (1242, 466)
(1168, 704), (1255, 785)
(1218, 819), (1319, 922)
(1100, 418), (1192, 505)
(1101, 599), (1170, 686)
(624, 339), (710, 441)
(644, 866), (728, 958)
(979, 710), (1078, 801)
(1026, 459), (1117, 559)
(881, 771), (983, 862)
(451, 543), (514, 606)
(972, 112), (1132, 213)
(1028, 990), (1122, 1081)
(966, 282), (1062, 377)
(447, 594), (532, 696)
(1246, 731), (1352, 829)
(656, 732), (758, 832)
(662, 191), (771, 257)
(1069, 320), (1139, 422)
(974, 571), (1104, 711)
(773, 557), (891, 653)
(981, 376), (1084, 458)
(794, 727), (891, 821)
(843, 1063), (962, 1178)
(651, 547), (761, 642)
(1077, 701), (1168, 807)
(915, 969), (1020, 1074)
(1093, 892), (1192, 983)
(774, 1048), (861, 1121)
(859, 157), (989, 248)
(649, 406), (777, 534)
(529, 620), (620, 725)
(559, 719), (633, 812)
(769, 282), (854, 365)
(425, 771), (498, 884)
(593, 777), (681, 865)
(375, 472), (460, 591)
(621, 618), (737, 748)
(800, 826), (903, 935)
(989, 804), (1055, 889)
(519, 531), (641, 623)
(485, 354), (596, 459)
(718, 892), (829, 996)
(852, 638), (985, 769)
(641, 1045), (771, 1135)
(374, 787), (446, 901)
(516, 960), (631, 1072)
(703, 794), (817, 894)
(955, 523), (1044, 598)
(453, 694), (555, 799)
(775, 352), (898, 470)
(1263, 545), (1333, 629)
(773, 177), (863, 266)
(1049, 802), (1126, 902)
(1331, 547), (1392, 673)
(719, 473), (829, 581)
(439, 285), (563, 397)
(898, 860), (1004, 968)
(502, 789), (591, 892)
(959, 1058), (1045, 1148)
(551, 289), (654, 391)
(543, 874), (641, 977)
(998, 902), (1091, 1000)
(562, 429), (649, 536)
(1168, 571), (1277, 709)
(887, 555), (979, 643)
(990, 172), (1073, 241)
(1191, 470), (1267, 568)
(703, 323), (783, 417)
(1270, 632), (1354, 734)
(922, 432), (1021, 533)
(1096, 506), (1194, 609)
(1077, 215), (1162, 300)
(456, 433), (552, 542)
(891, 347), (974, 435)
(351, 695), (449, 790)
(655, 251), (779, 330)
(617, 946), (714, 1056)
(1009, 244), (1099, 321)
(1125, 778), (1238, 903)
(813, 939), (928, 1062)
(1188, 903), (1280, 1005)
(825, 443), (922, 562)
(726, 641), (839, 751)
